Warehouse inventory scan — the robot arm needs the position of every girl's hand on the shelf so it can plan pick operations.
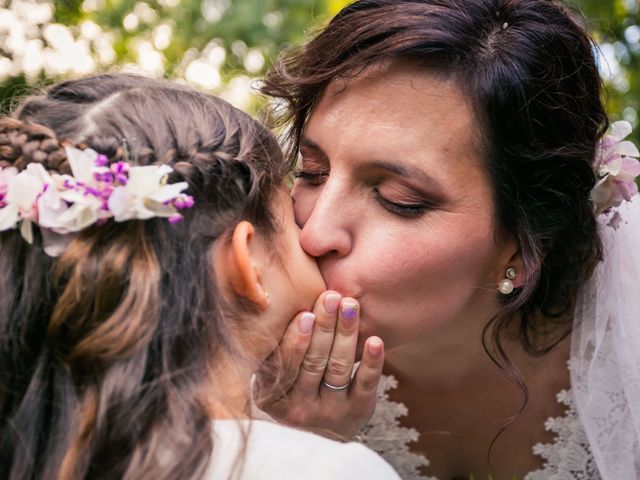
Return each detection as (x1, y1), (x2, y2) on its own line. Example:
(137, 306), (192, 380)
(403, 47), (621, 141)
(254, 291), (384, 439)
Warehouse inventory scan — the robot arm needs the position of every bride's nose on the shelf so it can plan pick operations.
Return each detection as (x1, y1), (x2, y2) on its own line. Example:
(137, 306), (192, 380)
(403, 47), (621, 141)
(297, 180), (353, 259)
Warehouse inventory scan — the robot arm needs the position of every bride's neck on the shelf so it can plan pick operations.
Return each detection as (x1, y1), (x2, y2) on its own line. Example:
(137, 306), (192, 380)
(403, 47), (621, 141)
(384, 312), (566, 392)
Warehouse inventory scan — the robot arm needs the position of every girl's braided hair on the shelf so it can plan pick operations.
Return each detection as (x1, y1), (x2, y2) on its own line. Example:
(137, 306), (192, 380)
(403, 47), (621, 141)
(0, 73), (288, 479)
(0, 117), (68, 172)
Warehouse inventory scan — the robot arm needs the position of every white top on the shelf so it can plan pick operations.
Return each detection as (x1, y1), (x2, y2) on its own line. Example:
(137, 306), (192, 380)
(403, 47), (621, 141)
(205, 419), (400, 479)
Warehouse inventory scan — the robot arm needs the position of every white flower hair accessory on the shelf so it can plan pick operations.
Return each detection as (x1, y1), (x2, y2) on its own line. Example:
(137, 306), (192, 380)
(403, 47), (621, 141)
(0, 147), (194, 256)
(591, 120), (640, 228)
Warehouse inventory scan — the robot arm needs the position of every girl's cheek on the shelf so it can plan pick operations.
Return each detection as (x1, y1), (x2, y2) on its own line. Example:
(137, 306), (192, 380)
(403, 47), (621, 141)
(291, 188), (317, 227)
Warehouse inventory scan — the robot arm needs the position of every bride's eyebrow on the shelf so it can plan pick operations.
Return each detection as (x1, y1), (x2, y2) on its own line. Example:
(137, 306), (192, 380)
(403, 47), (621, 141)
(299, 136), (328, 161)
(364, 160), (446, 196)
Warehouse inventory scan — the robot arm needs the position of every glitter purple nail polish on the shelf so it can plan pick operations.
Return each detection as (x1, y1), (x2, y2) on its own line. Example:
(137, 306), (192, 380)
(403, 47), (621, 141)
(342, 302), (359, 321)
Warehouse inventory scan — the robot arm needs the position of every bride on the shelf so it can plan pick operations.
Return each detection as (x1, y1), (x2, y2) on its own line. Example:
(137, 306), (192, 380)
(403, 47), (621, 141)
(256, 0), (640, 478)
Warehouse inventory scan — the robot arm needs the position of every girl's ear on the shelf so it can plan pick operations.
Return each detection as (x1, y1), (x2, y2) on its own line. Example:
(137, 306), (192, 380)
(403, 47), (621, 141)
(217, 221), (270, 310)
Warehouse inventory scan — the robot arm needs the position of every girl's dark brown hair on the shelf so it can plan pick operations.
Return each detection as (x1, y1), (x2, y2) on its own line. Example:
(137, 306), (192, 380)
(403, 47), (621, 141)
(0, 74), (288, 479)
(260, 0), (608, 447)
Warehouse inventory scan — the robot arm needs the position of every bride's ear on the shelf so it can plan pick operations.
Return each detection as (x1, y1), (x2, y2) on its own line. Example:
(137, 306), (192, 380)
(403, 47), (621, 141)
(217, 221), (270, 310)
(497, 237), (525, 289)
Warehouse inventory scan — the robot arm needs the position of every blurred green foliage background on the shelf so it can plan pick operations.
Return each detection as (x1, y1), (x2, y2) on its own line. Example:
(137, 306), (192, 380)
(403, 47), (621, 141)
(0, 0), (637, 145)
(569, 0), (640, 145)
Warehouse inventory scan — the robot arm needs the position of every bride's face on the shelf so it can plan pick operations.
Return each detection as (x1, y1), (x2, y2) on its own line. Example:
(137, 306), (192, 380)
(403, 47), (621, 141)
(291, 63), (516, 352)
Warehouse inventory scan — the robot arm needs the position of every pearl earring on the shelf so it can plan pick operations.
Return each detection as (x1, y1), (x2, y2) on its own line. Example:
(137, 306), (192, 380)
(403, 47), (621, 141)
(498, 267), (517, 295)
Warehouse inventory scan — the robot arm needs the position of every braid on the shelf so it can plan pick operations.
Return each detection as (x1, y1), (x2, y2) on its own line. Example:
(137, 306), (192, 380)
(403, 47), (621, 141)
(0, 117), (70, 173)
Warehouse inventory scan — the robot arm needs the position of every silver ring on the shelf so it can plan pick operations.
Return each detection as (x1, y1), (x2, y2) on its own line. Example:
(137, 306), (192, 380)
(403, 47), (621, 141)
(321, 380), (350, 391)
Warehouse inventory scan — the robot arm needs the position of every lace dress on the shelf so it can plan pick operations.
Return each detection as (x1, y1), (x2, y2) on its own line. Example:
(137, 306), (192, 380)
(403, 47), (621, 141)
(357, 374), (600, 480)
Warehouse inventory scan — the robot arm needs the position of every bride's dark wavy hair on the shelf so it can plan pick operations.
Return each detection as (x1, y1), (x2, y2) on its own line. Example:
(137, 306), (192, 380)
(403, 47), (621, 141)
(0, 74), (288, 479)
(261, 0), (607, 382)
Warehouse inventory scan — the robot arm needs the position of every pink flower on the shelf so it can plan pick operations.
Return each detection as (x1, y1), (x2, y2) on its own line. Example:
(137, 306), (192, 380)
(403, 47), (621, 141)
(592, 121), (640, 216)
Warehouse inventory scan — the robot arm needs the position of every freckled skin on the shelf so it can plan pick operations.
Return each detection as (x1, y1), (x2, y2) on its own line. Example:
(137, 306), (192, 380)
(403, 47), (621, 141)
(292, 64), (518, 355)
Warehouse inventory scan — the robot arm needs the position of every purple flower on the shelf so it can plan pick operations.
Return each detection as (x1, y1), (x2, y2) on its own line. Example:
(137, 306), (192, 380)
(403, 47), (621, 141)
(83, 186), (101, 197)
(174, 195), (195, 210)
(94, 171), (115, 183)
(168, 213), (183, 224)
(115, 173), (128, 185)
(94, 154), (109, 167)
(111, 162), (130, 174)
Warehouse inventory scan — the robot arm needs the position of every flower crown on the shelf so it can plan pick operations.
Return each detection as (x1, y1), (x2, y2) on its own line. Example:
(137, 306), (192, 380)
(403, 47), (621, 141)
(0, 146), (194, 256)
(591, 120), (640, 228)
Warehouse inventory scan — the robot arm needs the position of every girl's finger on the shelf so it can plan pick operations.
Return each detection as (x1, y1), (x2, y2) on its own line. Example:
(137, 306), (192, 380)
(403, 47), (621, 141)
(295, 291), (342, 395)
(254, 310), (315, 406)
(320, 298), (360, 398)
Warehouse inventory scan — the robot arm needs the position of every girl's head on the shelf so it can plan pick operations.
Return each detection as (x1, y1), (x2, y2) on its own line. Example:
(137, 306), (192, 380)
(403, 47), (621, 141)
(261, 0), (607, 358)
(0, 74), (323, 479)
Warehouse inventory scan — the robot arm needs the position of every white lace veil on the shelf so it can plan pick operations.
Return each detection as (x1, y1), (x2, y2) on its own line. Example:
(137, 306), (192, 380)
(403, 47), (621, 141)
(571, 196), (640, 479)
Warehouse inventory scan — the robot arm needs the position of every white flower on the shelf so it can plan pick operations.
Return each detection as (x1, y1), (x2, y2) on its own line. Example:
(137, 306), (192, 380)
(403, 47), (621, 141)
(0, 166), (18, 227)
(37, 147), (106, 233)
(65, 146), (100, 184)
(108, 165), (188, 221)
(0, 163), (52, 243)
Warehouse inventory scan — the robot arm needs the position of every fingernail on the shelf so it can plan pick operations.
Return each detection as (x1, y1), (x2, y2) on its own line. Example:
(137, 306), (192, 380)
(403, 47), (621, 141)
(368, 338), (383, 356)
(323, 292), (341, 315)
(341, 300), (359, 321)
(299, 312), (315, 334)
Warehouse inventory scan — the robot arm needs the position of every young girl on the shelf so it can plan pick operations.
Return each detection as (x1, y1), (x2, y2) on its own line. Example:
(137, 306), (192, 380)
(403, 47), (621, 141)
(0, 74), (398, 479)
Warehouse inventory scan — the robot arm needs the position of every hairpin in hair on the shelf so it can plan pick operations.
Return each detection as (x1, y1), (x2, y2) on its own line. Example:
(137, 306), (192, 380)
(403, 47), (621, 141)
(121, 137), (131, 163)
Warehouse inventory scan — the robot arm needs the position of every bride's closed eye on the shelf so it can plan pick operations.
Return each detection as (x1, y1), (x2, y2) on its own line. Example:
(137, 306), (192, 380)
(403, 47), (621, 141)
(372, 181), (433, 219)
(293, 168), (329, 186)
(373, 188), (430, 218)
